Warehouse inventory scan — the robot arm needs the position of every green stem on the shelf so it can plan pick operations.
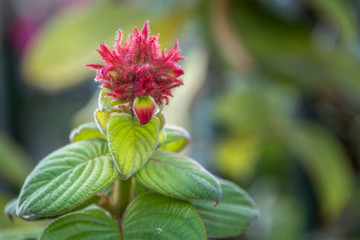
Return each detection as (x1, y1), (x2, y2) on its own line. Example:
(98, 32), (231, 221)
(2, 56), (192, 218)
(110, 177), (134, 218)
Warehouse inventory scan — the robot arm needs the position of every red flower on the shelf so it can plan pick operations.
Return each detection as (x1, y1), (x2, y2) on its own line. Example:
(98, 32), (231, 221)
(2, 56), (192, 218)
(86, 21), (184, 106)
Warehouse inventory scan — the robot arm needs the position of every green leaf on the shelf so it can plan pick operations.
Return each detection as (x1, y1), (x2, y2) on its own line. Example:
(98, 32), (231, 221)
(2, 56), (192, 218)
(306, 0), (357, 45)
(107, 113), (160, 180)
(135, 151), (221, 203)
(99, 89), (124, 111)
(289, 123), (353, 220)
(122, 192), (206, 240)
(39, 207), (120, 240)
(69, 122), (106, 142)
(16, 139), (119, 218)
(0, 134), (32, 188)
(94, 109), (111, 135)
(157, 125), (190, 152)
(192, 178), (259, 238)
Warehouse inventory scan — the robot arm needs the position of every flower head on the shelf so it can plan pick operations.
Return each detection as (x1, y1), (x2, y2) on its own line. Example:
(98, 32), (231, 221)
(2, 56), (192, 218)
(86, 21), (184, 107)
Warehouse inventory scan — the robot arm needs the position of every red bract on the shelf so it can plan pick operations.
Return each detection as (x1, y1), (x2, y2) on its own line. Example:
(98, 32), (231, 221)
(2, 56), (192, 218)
(86, 21), (184, 106)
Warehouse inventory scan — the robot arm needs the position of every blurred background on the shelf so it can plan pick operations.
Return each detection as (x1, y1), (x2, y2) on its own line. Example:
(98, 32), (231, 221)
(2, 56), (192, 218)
(1, 0), (360, 239)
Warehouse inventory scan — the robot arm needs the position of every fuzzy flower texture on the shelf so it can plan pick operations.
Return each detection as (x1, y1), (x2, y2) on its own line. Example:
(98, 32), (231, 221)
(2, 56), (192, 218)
(86, 21), (184, 124)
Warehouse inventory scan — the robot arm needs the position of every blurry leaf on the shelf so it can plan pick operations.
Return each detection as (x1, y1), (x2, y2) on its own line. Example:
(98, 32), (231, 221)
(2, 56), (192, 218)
(215, 82), (296, 135)
(215, 134), (261, 181)
(290, 123), (353, 220)
(306, 0), (357, 45)
(39, 207), (120, 240)
(122, 192), (206, 240)
(226, 0), (360, 95)
(22, 1), (189, 92)
(0, 227), (42, 240)
(192, 178), (259, 238)
(226, 0), (311, 64)
(69, 122), (106, 142)
(135, 151), (221, 203)
(73, 89), (99, 126)
(269, 195), (306, 240)
(157, 125), (191, 152)
(246, 179), (305, 240)
(107, 113), (160, 180)
(17, 139), (119, 218)
(215, 85), (272, 133)
(207, 0), (254, 71)
(0, 133), (32, 188)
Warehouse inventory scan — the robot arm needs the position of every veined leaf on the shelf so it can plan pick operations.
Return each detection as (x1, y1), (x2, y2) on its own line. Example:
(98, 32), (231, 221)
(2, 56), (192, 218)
(122, 192), (206, 240)
(6, 195), (100, 222)
(39, 207), (120, 240)
(136, 151), (221, 203)
(69, 122), (106, 142)
(157, 125), (190, 152)
(16, 139), (119, 218)
(107, 113), (159, 180)
(192, 178), (259, 238)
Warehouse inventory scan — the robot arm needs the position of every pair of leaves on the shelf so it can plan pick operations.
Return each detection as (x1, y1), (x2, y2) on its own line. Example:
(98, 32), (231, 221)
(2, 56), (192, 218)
(96, 102), (220, 203)
(14, 115), (192, 218)
(95, 89), (161, 180)
(40, 179), (259, 239)
(10, 121), (258, 239)
(96, 109), (221, 203)
(40, 193), (205, 240)
(95, 103), (189, 180)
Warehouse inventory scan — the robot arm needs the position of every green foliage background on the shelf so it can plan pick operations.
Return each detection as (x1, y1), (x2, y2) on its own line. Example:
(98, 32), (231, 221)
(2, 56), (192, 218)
(1, 0), (360, 239)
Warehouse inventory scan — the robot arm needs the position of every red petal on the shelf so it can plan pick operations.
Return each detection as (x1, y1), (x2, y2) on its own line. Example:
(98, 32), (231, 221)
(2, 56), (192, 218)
(85, 64), (104, 70)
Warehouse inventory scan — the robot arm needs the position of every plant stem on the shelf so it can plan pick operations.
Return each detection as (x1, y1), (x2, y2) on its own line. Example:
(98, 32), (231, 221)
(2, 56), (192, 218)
(110, 177), (134, 218)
